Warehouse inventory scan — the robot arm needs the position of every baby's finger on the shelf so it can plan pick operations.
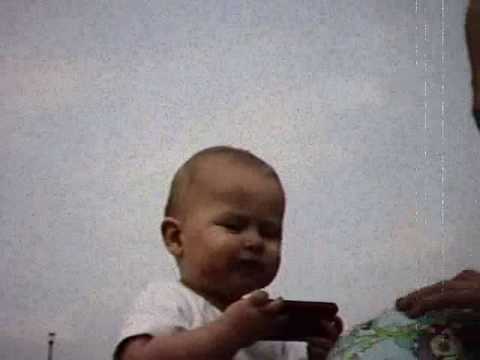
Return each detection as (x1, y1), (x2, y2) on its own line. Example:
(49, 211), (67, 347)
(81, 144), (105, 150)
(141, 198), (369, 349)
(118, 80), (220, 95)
(243, 290), (270, 307)
(262, 297), (286, 314)
(272, 313), (289, 330)
(333, 316), (343, 335)
(307, 347), (329, 360)
(306, 337), (334, 359)
(319, 320), (339, 341)
(307, 337), (335, 348)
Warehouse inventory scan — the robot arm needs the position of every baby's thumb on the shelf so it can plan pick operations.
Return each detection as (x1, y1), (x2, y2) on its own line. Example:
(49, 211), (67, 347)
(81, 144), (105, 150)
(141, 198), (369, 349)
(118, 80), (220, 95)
(243, 290), (270, 306)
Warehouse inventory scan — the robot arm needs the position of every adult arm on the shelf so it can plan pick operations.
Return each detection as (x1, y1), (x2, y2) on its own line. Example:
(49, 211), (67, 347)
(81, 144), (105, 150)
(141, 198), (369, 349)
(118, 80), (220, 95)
(467, 0), (480, 110)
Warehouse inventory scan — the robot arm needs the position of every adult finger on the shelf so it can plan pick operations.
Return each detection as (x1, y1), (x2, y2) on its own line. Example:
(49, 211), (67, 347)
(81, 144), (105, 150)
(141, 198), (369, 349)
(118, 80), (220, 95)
(406, 289), (480, 318)
(396, 279), (448, 311)
(453, 269), (480, 281)
(397, 279), (476, 311)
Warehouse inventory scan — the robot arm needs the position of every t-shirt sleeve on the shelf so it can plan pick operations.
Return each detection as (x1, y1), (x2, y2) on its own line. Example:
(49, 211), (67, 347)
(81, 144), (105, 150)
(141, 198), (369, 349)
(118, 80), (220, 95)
(113, 282), (191, 359)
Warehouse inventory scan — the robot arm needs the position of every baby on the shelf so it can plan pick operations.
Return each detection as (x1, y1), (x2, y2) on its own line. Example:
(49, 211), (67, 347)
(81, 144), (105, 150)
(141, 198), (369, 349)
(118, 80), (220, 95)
(113, 146), (342, 360)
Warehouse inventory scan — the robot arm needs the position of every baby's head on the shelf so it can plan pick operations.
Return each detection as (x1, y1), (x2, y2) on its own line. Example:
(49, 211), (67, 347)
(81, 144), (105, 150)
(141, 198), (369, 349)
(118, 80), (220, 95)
(161, 146), (285, 309)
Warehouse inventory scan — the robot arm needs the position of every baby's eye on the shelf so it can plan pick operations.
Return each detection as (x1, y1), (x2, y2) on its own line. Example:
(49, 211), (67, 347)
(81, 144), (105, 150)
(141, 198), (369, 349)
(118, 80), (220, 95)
(263, 229), (282, 239)
(222, 222), (244, 232)
(260, 224), (282, 239)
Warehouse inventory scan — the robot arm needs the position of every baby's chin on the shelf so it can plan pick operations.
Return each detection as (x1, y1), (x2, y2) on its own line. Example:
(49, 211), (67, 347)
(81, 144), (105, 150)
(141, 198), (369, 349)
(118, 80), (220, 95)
(200, 273), (277, 308)
(225, 279), (275, 301)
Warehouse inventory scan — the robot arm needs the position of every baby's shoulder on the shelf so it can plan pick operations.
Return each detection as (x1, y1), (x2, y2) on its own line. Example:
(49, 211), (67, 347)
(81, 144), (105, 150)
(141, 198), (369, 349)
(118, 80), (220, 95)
(138, 280), (192, 307)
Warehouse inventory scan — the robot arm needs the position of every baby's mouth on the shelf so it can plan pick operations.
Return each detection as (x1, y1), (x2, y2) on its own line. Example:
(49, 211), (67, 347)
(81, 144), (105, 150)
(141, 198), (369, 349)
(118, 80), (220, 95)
(236, 258), (265, 271)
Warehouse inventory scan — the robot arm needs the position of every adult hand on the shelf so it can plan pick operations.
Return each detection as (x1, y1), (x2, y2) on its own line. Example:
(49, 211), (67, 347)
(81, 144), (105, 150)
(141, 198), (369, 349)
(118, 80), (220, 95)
(306, 316), (343, 360)
(396, 269), (480, 318)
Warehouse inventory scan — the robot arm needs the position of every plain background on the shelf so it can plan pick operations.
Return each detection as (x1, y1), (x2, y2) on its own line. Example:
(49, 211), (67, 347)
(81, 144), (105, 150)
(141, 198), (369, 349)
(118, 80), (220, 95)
(1, 0), (479, 359)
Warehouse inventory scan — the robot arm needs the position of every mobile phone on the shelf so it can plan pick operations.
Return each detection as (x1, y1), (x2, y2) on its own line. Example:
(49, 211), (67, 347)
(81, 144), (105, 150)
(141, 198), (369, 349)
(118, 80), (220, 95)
(263, 300), (339, 341)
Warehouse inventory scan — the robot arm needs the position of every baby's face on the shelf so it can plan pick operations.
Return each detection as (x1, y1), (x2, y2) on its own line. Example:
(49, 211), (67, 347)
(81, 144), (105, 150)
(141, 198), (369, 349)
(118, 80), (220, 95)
(178, 157), (285, 307)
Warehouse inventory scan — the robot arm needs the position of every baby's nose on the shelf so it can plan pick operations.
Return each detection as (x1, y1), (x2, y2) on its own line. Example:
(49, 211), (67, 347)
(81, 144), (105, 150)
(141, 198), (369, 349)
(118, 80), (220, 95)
(243, 231), (265, 252)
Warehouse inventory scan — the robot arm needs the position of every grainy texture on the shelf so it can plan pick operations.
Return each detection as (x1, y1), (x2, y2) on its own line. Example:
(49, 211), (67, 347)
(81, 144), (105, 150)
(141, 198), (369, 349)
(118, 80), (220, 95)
(0, 1), (477, 359)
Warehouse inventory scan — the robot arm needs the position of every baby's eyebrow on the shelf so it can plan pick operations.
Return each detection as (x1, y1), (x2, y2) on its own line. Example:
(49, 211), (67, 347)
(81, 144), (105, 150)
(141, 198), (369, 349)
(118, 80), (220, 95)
(219, 211), (281, 227)
(217, 211), (248, 221)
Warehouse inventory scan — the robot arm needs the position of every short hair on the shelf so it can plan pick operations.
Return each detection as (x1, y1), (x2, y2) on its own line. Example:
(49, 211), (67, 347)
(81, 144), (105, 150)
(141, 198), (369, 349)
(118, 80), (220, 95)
(164, 146), (282, 218)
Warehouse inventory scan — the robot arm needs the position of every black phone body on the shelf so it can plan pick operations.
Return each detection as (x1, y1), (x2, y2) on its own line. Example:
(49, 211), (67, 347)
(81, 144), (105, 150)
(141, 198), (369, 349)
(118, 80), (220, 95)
(263, 300), (339, 341)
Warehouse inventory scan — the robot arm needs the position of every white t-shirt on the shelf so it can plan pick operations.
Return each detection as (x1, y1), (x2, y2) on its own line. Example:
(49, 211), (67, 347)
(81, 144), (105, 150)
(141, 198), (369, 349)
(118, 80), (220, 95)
(114, 281), (307, 360)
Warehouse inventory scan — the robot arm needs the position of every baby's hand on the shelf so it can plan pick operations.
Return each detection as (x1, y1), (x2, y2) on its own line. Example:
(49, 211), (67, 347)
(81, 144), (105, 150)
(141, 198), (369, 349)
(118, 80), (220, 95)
(306, 317), (343, 360)
(221, 290), (288, 348)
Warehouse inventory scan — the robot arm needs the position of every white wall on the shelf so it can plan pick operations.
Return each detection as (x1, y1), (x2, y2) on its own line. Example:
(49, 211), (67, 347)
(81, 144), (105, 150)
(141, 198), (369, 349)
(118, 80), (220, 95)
(1, 1), (479, 359)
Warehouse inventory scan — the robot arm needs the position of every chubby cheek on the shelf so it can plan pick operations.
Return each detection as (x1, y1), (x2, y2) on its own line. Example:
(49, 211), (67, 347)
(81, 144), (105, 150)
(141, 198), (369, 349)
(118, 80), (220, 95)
(198, 234), (240, 276)
(266, 243), (282, 266)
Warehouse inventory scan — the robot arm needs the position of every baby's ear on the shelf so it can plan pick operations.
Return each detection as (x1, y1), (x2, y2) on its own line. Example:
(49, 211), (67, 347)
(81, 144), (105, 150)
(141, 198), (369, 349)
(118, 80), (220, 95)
(161, 217), (183, 258)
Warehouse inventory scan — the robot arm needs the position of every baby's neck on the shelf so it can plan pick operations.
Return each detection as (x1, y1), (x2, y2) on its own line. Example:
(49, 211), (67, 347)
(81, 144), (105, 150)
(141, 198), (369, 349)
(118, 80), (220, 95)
(179, 278), (235, 311)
